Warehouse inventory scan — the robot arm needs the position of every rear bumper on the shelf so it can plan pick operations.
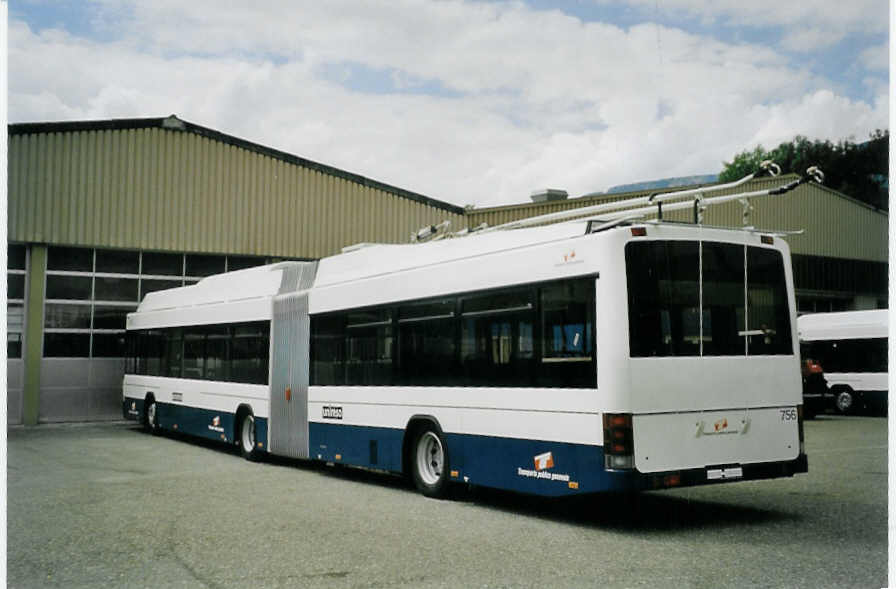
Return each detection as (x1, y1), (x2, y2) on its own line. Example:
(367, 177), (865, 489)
(639, 453), (808, 491)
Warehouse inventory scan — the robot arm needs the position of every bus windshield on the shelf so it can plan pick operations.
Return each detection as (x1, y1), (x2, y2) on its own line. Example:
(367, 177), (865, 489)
(626, 240), (792, 357)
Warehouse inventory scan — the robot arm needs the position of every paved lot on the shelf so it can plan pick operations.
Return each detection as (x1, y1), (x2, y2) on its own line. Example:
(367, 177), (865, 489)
(8, 415), (887, 588)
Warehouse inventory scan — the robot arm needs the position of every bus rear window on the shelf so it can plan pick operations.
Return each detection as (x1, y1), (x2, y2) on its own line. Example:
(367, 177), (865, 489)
(626, 241), (792, 357)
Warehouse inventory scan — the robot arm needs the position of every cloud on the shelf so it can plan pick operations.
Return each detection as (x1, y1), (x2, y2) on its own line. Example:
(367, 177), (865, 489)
(8, 1), (889, 207)
(617, 0), (887, 52)
(780, 28), (845, 52)
(859, 41), (889, 71)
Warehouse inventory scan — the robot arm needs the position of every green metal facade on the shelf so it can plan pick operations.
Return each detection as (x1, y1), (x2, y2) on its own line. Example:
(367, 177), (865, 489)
(8, 119), (466, 258)
(468, 176), (888, 262)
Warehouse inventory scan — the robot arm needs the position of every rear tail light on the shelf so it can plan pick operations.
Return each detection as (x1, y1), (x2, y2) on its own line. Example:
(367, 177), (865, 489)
(603, 413), (634, 470)
(797, 405), (805, 454)
(803, 358), (823, 374)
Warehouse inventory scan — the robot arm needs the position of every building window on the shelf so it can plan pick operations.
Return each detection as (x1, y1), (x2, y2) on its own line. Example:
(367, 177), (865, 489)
(40, 247), (273, 358)
(44, 247), (139, 358)
(8, 244), (27, 358)
(7, 304), (24, 358)
(796, 296), (852, 314)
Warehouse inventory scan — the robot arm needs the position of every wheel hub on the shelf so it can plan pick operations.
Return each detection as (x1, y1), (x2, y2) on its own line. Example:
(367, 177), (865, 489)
(416, 432), (444, 485)
(242, 415), (255, 453)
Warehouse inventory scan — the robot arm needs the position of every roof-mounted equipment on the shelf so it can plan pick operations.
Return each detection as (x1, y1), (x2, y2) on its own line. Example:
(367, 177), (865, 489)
(465, 162), (821, 236)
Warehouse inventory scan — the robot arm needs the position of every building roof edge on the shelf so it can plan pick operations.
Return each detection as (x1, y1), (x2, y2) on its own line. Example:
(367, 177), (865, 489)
(9, 115), (465, 216)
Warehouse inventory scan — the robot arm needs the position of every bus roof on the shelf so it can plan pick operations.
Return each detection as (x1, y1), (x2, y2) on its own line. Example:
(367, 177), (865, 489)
(797, 309), (888, 341)
(314, 221), (590, 288)
(132, 219), (785, 320)
(137, 263), (286, 313)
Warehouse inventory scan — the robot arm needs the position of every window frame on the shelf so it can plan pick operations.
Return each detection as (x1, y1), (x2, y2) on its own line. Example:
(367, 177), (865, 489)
(8, 244), (28, 359)
(42, 248), (275, 359)
(310, 275), (598, 389)
(626, 240), (794, 358)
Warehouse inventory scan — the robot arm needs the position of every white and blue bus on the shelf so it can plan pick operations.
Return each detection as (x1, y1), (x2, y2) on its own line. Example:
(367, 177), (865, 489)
(123, 215), (808, 497)
(798, 309), (888, 414)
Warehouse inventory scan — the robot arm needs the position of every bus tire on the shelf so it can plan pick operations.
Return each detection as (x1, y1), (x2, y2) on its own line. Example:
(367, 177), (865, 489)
(411, 426), (450, 498)
(834, 387), (855, 415)
(145, 397), (161, 435)
(238, 411), (260, 461)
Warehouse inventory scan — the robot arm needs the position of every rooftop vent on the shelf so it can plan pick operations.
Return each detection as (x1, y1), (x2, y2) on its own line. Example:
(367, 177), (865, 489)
(530, 189), (568, 203)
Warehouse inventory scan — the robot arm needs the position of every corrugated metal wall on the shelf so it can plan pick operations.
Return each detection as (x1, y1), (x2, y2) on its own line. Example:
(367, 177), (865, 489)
(9, 127), (465, 258)
(468, 176), (888, 262)
(8, 123), (887, 263)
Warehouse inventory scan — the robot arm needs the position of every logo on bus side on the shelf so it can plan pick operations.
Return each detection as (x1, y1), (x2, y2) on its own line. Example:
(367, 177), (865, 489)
(534, 451), (554, 471)
(322, 406), (343, 420)
(208, 415), (224, 433)
(518, 452), (571, 482)
(555, 249), (584, 267)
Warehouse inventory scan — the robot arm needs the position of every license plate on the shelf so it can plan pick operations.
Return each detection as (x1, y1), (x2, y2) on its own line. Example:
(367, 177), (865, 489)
(707, 466), (743, 480)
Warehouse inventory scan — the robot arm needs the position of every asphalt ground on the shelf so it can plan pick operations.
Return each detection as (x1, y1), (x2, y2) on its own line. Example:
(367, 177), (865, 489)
(7, 415), (887, 589)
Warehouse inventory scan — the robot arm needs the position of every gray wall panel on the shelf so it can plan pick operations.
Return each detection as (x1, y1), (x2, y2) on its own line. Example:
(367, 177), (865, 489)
(89, 359), (126, 388)
(7, 360), (24, 424)
(88, 388), (123, 420)
(8, 359), (24, 389)
(39, 387), (89, 423)
(41, 359), (90, 388)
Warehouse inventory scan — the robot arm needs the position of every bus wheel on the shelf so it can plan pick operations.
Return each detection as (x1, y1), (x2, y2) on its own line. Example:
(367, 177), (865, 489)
(145, 398), (160, 435)
(238, 412), (259, 461)
(412, 427), (450, 498)
(834, 387), (855, 415)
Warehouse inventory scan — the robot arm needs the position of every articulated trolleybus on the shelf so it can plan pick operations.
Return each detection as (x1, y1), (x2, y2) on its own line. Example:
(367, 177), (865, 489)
(124, 164), (814, 498)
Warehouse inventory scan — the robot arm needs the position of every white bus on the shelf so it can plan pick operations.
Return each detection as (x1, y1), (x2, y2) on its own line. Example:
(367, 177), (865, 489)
(123, 216), (808, 497)
(798, 309), (888, 415)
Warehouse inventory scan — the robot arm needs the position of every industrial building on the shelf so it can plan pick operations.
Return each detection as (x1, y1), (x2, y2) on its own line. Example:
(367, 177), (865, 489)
(7, 116), (888, 424)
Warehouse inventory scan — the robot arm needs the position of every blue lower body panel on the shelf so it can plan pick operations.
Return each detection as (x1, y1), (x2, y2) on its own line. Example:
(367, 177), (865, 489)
(308, 422), (806, 496)
(125, 402), (805, 495)
(122, 396), (268, 452)
(309, 422), (639, 496)
(310, 422), (404, 472)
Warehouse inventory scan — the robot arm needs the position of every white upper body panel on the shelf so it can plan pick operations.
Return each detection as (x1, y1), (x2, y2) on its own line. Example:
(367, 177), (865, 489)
(309, 222), (594, 313)
(798, 309), (888, 341)
(127, 263), (287, 329)
(595, 223), (801, 413)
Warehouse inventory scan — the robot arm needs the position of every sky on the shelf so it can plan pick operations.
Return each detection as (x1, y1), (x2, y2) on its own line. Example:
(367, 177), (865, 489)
(7, 0), (890, 208)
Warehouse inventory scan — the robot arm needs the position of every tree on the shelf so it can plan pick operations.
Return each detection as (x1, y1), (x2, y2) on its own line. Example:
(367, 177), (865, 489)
(719, 130), (888, 210)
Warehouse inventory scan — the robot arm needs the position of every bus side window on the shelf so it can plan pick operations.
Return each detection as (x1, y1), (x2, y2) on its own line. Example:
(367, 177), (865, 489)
(460, 288), (535, 387)
(205, 326), (230, 382)
(346, 308), (393, 386)
(165, 329), (183, 378)
(311, 315), (345, 385)
(232, 323), (269, 385)
(539, 278), (595, 388)
(183, 329), (206, 380)
(397, 299), (457, 386)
